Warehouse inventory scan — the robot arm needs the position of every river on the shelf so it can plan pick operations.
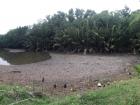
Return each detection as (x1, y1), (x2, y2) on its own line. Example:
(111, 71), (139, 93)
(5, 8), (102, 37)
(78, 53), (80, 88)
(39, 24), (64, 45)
(0, 49), (50, 65)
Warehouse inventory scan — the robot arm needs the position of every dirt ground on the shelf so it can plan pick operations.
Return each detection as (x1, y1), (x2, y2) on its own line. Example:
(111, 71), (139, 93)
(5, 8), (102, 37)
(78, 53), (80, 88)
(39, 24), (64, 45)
(0, 53), (139, 95)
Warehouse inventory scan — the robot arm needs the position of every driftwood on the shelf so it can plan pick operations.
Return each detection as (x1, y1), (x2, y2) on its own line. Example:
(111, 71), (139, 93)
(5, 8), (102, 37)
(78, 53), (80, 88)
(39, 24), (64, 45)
(10, 71), (21, 73)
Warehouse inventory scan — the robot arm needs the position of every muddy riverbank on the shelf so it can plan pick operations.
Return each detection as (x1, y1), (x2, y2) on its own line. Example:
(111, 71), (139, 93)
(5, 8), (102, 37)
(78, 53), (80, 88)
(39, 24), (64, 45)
(0, 53), (139, 95)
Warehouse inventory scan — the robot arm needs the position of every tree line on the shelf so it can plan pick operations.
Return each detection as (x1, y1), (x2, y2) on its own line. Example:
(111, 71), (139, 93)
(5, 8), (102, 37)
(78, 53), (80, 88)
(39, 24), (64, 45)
(0, 7), (140, 53)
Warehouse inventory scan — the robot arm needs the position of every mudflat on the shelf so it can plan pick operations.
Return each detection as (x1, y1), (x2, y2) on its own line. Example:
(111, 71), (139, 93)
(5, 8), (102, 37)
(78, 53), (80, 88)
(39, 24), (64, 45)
(0, 53), (139, 94)
(0, 53), (140, 95)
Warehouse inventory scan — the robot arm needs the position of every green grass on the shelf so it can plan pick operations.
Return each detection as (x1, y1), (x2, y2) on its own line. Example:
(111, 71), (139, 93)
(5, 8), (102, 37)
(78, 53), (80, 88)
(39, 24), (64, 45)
(134, 64), (140, 74)
(1, 78), (140, 105)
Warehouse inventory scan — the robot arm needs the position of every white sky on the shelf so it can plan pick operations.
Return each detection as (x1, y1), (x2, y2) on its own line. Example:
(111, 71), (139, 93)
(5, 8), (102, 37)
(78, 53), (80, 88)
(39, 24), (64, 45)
(0, 0), (140, 34)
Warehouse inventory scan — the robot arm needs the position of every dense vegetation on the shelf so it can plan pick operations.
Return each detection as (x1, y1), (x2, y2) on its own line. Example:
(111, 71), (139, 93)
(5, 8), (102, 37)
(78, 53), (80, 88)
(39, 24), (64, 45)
(0, 77), (140, 105)
(0, 7), (140, 53)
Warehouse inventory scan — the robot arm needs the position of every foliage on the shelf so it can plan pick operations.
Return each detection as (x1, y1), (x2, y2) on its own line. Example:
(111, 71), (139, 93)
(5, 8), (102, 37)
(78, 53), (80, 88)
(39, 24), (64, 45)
(0, 26), (28, 49)
(134, 64), (140, 74)
(0, 8), (140, 53)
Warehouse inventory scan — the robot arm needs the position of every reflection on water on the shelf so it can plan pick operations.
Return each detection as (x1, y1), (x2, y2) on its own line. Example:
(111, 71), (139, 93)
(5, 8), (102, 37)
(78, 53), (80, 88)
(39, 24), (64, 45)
(0, 58), (10, 65)
(0, 49), (50, 65)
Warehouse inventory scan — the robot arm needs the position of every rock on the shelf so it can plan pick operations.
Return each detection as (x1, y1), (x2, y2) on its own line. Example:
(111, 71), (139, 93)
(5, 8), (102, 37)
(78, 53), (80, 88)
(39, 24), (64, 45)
(107, 81), (110, 85)
(70, 88), (76, 92)
(27, 92), (34, 97)
(128, 72), (132, 75)
(97, 82), (102, 87)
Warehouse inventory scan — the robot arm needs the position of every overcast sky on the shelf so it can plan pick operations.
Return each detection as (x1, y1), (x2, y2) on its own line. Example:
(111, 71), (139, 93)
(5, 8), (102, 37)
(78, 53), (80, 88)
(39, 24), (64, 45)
(0, 0), (140, 34)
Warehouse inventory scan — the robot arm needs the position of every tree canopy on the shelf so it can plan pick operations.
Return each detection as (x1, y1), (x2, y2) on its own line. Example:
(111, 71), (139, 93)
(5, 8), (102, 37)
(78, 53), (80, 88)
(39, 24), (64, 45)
(0, 8), (140, 53)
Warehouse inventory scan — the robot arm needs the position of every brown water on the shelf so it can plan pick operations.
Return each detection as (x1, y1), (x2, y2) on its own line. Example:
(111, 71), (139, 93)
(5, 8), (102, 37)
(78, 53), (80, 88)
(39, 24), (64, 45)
(0, 50), (50, 65)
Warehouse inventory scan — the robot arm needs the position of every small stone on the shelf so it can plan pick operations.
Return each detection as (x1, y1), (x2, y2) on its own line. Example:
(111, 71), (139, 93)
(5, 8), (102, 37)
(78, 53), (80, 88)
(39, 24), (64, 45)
(128, 72), (132, 75)
(107, 81), (110, 85)
(27, 92), (34, 97)
(97, 82), (102, 87)
(70, 88), (76, 92)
